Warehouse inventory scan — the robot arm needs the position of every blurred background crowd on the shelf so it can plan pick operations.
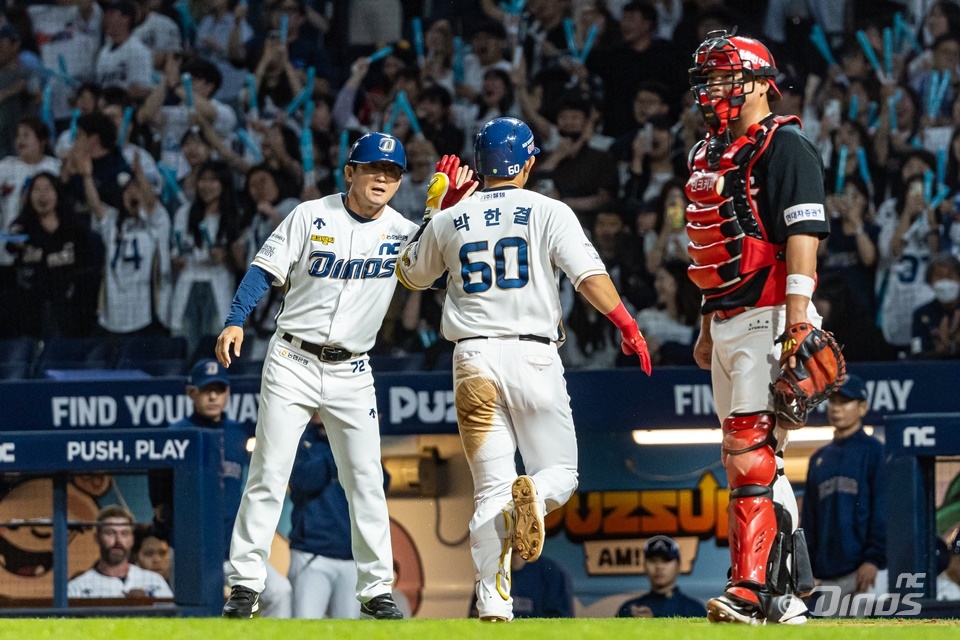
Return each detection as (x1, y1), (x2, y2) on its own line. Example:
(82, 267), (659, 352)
(2, 0), (960, 376)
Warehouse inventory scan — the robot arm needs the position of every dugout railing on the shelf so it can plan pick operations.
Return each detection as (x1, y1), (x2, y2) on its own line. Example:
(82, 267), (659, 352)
(886, 412), (960, 618)
(0, 428), (224, 617)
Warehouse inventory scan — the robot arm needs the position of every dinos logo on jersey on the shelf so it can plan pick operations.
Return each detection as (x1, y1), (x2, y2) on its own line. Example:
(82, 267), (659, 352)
(311, 235), (335, 244)
(308, 251), (397, 280)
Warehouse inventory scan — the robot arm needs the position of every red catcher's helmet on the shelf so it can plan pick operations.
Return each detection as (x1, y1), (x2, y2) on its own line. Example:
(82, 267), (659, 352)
(689, 30), (781, 135)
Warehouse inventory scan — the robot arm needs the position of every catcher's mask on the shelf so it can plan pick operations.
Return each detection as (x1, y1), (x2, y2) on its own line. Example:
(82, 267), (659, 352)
(689, 30), (781, 136)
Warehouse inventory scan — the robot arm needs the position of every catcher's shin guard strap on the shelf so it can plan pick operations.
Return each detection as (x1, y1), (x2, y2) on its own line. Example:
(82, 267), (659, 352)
(792, 528), (815, 596)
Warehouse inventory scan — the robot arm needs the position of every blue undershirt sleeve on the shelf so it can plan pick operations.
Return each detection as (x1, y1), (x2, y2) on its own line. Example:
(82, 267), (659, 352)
(224, 265), (273, 327)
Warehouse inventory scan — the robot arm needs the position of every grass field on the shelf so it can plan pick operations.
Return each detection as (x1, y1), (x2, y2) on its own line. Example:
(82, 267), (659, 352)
(2, 618), (959, 640)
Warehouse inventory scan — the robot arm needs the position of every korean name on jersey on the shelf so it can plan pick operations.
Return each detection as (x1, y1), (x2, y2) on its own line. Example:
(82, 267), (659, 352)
(399, 188), (607, 342)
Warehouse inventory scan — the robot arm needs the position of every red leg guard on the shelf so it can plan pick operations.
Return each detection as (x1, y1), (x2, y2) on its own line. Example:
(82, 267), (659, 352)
(722, 413), (778, 588)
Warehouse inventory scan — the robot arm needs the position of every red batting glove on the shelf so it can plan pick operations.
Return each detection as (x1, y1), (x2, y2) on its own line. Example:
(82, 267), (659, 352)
(436, 154), (479, 209)
(605, 302), (652, 376)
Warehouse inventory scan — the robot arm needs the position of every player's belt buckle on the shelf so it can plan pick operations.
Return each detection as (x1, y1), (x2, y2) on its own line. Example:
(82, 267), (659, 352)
(320, 346), (353, 362)
(715, 306), (748, 321)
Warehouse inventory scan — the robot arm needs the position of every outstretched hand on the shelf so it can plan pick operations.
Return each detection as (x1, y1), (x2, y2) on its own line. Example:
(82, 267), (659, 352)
(423, 154), (479, 221)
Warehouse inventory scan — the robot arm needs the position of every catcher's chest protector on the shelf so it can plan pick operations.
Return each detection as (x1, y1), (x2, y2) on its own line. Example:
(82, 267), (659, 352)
(685, 116), (799, 304)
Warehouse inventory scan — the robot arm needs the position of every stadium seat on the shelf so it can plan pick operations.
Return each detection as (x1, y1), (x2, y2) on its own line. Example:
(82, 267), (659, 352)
(115, 335), (188, 362)
(0, 338), (39, 379)
(34, 337), (117, 376)
(115, 357), (187, 377)
(0, 361), (31, 380)
(191, 334), (220, 363)
(369, 353), (427, 372)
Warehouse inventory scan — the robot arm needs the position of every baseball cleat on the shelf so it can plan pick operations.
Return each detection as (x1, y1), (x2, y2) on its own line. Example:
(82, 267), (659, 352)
(360, 593), (404, 619)
(511, 475), (545, 562)
(764, 594), (809, 625)
(480, 615), (511, 622)
(222, 585), (259, 618)
(706, 588), (764, 625)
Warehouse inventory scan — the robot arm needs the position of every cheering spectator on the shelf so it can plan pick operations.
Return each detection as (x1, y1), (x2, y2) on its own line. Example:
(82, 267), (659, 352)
(196, 0), (255, 105)
(61, 112), (130, 214)
(635, 258), (700, 366)
(85, 152), (170, 336)
(533, 95), (617, 217)
(875, 174), (938, 350)
(54, 83), (102, 158)
(131, 0), (182, 70)
(95, 0), (154, 99)
(644, 178), (691, 274)
(459, 20), (511, 102)
(169, 160), (247, 353)
(139, 56), (238, 170)
(911, 253), (960, 358)
(0, 24), (31, 159)
(819, 177), (880, 316)
(0, 116), (62, 275)
(6, 172), (99, 339)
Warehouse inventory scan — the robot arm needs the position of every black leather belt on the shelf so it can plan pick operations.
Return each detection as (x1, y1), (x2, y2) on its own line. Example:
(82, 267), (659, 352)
(457, 334), (551, 345)
(281, 333), (361, 363)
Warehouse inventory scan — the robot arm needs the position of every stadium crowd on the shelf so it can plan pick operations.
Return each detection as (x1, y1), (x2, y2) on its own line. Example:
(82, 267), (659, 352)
(1, 0), (960, 375)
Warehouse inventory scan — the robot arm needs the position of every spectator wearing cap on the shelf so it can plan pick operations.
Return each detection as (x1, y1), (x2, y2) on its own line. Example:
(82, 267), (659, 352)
(534, 95), (618, 218)
(802, 374), (888, 617)
(616, 535), (706, 617)
(938, 528), (960, 600)
(149, 358), (293, 617)
(96, 0), (155, 100)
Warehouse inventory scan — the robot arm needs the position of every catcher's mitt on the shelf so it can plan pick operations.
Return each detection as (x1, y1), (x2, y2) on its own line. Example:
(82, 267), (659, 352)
(769, 322), (846, 428)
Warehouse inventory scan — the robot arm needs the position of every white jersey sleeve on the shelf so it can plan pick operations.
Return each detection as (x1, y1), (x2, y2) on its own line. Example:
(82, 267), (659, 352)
(251, 202), (309, 285)
(398, 187), (607, 342)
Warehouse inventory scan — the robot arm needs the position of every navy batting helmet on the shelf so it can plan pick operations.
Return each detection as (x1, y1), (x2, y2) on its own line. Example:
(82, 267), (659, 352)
(347, 132), (407, 171)
(474, 117), (539, 177)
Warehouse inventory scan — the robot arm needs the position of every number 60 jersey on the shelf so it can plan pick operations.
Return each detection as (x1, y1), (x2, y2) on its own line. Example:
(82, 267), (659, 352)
(397, 187), (607, 342)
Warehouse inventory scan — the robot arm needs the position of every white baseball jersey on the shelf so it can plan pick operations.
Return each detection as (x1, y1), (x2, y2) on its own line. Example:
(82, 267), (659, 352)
(398, 187), (607, 341)
(252, 194), (419, 353)
(90, 204), (171, 333)
(28, 3), (102, 119)
(67, 564), (173, 598)
(132, 12), (182, 54)
(96, 36), (154, 89)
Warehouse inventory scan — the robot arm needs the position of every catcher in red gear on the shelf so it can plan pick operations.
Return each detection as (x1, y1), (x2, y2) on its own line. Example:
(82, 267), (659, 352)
(685, 30), (843, 625)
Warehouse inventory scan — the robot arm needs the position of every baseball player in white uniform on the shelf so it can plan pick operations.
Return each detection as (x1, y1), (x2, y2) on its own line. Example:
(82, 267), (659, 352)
(397, 117), (652, 621)
(215, 132), (418, 619)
